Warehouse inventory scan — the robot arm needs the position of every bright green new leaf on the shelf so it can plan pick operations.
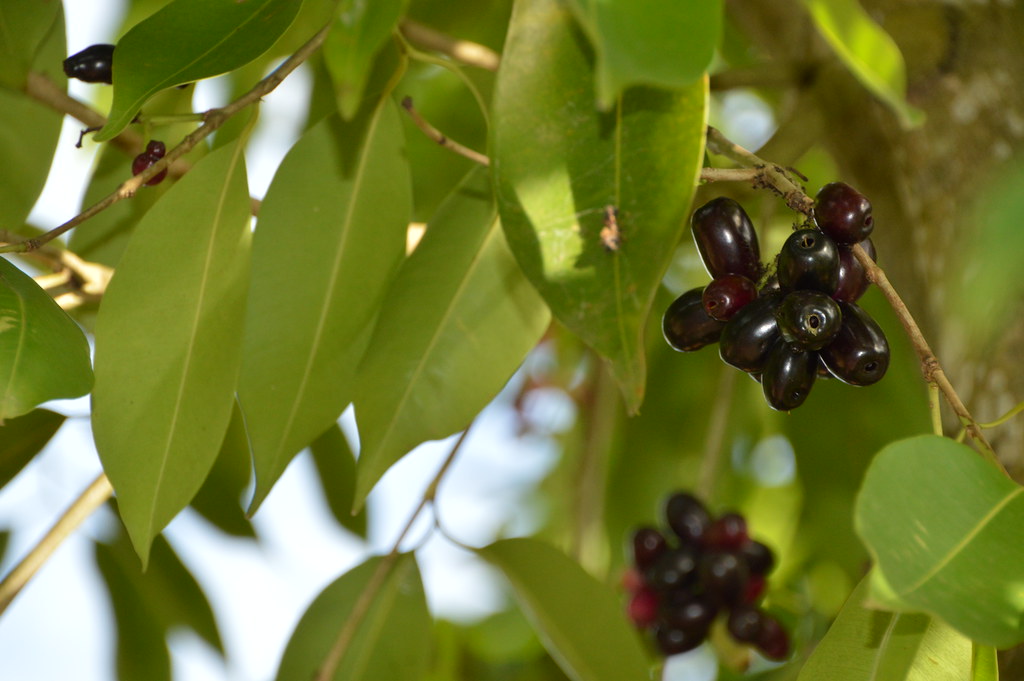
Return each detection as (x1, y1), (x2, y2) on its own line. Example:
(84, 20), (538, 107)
(353, 168), (550, 505)
(0, 409), (65, 491)
(855, 435), (1024, 648)
(95, 0), (301, 141)
(309, 423), (366, 538)
(564, 0), (721, 108)
(239, 102), (410, 514)
(0, 257), (93, 422)
(477, 538), (649, 681)
(802, 0), (924, 128)
(493, 0), (707, 413)
(798, 574), (971, 681)
(323, 0), (407, 119)
(0, 0), (61, 89)
(275, 554), (431, 681)
(973, 644), (999, 681)
(92, 133), (252, 566)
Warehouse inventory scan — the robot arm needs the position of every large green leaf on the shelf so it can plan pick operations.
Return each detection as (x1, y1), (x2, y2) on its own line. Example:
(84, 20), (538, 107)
(0, 408), (64, 490)
(323, 0), (407, 119)
(95, 0), (301, 141)
(798, 574), (971, 681)
(477, 538), (649, 681)
(564, 0), (721, 107)
(92, 132), (252, 566)
(0, 257), (92, 421)
(309, 423), (366, 538)
(492, 0), (707, 413)
(855, 435), (1024, 648)
(0, 0), (61, 89)
(802, 0), (923, 127)
(239, 102), (410, 514)
(353, 168), (550, 505)
(275, 554), (431, 681)
(972, 644), (998, 681)
(189, 401), (256, 538)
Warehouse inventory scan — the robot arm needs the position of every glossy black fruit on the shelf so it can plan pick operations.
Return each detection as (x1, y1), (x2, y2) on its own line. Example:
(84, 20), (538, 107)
(814, 182), (874, 244)
(665, 492), (711, 546)
(704, 513), (748, 550)
(661, 592), (717, 633)
(740, 540), (775, 576)
(761, 341), (817, 411)
(775, 290), (842, 350)
(777, 229), (839, 294)
(727, 606), (764, 644)
(702, 275), (758, 321)
(631, 527), (668, 571)
(691, 197), (762, 280)
(700, 551), (749, 605)
(63, 44), (115, 84)
(646, 548), (699, 592)
(663, 288), (727, 352)
(756, 612), (790, 660)
(719, 293), (783, 373)
(820, 302), (889, 385)
(655, 623), (705, 655)
(834, 238), (876, 303)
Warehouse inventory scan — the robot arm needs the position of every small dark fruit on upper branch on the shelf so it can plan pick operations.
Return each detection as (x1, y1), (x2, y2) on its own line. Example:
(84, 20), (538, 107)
(131, 140), (169, 186)
(63, 44), (115, 84)
(690, 197), (762, 281)
(814, 182), (873, 244)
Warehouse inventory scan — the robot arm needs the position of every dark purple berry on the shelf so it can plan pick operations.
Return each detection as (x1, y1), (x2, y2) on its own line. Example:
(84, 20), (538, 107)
(690, 197), (762, 280)
(702, 275), (758, 321)
(755, 613), (790, 660)
(727, 606), (765, 644)
(833, 238), (876, 303)
(704, 513), (748, 550)
(814, 182), (873, 244)
(743, 575), (766, 604)
(719, 293), (783, 374)
(777, 229), (840, 294)
(740, 540), (775, 576)
(820, 302), (889, 386)
(775, 290), (842, 350)
(699, 551), (749, 605)
(131, 152), (168, 186)
(631, 527), (667, 571)
(663, 288), (727, 352)
(645, 547), (699, 592)
(761, 341), (817, 411)
(63, 44), (115, 84)
(661, 594), (716, 641)
(145, 140), (167, 159)
(627, 587), (660, 628)
(664, 492), (711, 545)
(655, 623), (705, 655)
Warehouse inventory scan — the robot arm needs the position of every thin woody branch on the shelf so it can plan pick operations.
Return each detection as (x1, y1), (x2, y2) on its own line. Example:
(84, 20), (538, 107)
(401, 96), (490, 167)
(398, 19), (500, 72)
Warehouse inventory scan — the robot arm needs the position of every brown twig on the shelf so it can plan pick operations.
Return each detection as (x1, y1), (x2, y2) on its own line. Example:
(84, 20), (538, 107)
(699, 167), (762, 184)
(1, 20), (334, 255)
(400, 96), (490, 166)
(398, 19), (500, 72)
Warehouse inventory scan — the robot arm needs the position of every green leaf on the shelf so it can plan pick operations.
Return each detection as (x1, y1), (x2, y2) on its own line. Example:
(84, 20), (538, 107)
(190, 400), (256, 538)
(801, 0), (924, 128)
(323, 0), (407, 119)
(798, 574), (972, 681)
(855, 434), (1024, 648)
(95, 0), (301, 141)
(564, 0), (721, 107)
(353, 168), (550, 505)
(92, 132), (252, 566)
(477, 538), (649, 681)
(275, 554), (431, 681)
(239, 102), (411, 514)
(0, 257), (93, 421)
(492, 0), (708, 413)
(973, 644), (999, 681)
(309, 423), (366, 538)
(0, 409), (64, 490)
(0, 0), (61, 89)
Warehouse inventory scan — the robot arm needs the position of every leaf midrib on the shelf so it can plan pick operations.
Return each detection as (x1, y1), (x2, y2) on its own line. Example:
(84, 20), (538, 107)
(0, 278), (28, 418)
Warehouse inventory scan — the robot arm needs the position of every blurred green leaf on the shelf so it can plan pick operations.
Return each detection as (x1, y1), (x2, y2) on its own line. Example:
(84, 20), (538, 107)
(798, 574), (971, 681)
(855, 435), (1024, 648)
(0, 257), (93, 421)
(801, 0), (923, 128)
(493, 0), (707, 413)
(0, 0), (61, 89)
(92, 130), (252, 566)
(190, 400), (256, 538)
(477, 538), (649, 681)
(564, 0), (721, 107)
(353, 168), (550, 505)
(323, 0), (407, 119)
(96, 0), (301, 140)
(239, 101), (410, 515)
(972, 644), (998, 681)
(309, 423), (366, 538)
(0, 409), (64, 490)
(275, 554), (431, 681)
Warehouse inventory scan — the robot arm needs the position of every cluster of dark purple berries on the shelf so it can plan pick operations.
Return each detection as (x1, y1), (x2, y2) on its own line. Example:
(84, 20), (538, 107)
(623, 492), (788, 660)
(132, 140), (169, 186)
(662, 182), (889, 410)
